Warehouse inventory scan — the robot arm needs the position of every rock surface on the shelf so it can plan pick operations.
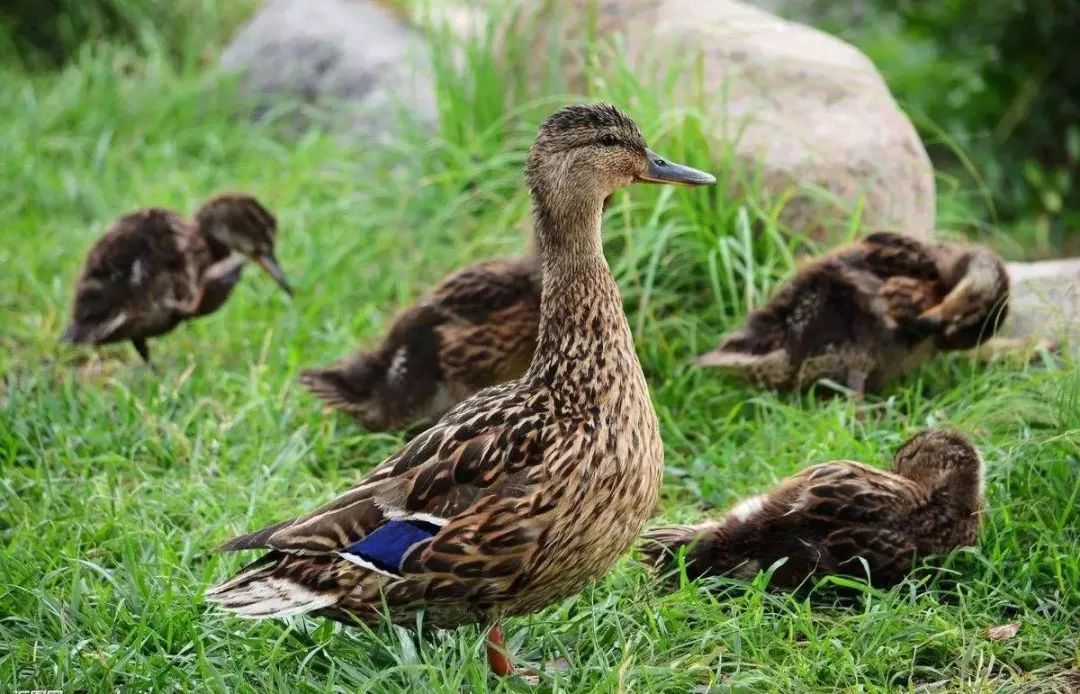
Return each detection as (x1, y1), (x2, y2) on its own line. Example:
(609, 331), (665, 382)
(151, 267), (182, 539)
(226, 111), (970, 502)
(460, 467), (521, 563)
(1004, 258), (1080, 345)
(221, 0), (437, 138)
(224, 0), (933, 240)
(434, 0), (936, 242)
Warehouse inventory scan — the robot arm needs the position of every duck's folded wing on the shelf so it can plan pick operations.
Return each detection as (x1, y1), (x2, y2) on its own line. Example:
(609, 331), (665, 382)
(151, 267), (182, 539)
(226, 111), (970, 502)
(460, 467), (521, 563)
(220, 384), (552, 573)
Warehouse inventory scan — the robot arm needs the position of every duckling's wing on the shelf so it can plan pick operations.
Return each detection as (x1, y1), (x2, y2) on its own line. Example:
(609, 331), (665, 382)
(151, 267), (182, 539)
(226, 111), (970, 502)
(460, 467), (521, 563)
(821, 525), (918, 586)
(856, 232), (940, 280)
(793, 461), (919, 523)
(808, 462), (924, 584)
(428, 257), (541, 388)
(793, 461), (923, 583)
(429, 257), (540, 321)
(69, 210), (199, 341)
(220, 380), (552, 571)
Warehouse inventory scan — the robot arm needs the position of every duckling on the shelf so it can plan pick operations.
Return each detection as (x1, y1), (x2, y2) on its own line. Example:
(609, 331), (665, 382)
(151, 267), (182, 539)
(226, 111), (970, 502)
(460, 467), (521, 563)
(62, 193), (292, 364)
(696, 232), (1010, 396)
(642, 429), (983, 589)
(300, 255), (541, 431)
(206, 103), (716, 676)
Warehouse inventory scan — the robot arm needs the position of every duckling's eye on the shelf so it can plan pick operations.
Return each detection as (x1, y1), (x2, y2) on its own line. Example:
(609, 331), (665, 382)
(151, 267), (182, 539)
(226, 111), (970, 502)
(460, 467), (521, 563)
(598, 133), (620, 147)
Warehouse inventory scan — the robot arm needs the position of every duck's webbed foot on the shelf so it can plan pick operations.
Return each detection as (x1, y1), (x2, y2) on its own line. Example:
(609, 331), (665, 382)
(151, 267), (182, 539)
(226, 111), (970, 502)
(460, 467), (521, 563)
(131, 337), (151, 365)
(845, 369), (867, 400)
(969, 335), (1059, 363)
(846, 369), (870, 422)
(486, 622), (514, 677)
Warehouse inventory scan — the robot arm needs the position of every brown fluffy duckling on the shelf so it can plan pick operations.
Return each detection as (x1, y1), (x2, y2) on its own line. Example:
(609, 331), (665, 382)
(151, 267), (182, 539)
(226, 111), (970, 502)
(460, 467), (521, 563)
(642, 430), (983, 589)
(300, 255), (541, 431)
(696, 232), (1010, 396)
(62, 193), (292, 364)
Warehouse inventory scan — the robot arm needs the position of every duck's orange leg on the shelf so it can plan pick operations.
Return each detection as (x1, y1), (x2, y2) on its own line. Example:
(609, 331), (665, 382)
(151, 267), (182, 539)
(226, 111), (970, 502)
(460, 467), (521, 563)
(486, 622), (514, 676)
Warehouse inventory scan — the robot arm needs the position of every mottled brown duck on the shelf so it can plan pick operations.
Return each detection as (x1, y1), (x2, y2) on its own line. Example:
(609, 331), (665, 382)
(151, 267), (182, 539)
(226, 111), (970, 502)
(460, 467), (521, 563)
(62, 193), (292, 364)
(642, 429), (983, 589)
(300, 254), (541, 431)
(206, 103), (716, 676)
(696, 232), (1010, 396)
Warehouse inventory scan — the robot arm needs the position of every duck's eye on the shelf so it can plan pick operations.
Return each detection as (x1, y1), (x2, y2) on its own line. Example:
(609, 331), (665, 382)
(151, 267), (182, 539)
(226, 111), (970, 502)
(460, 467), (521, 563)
(598, 133), (620, 147)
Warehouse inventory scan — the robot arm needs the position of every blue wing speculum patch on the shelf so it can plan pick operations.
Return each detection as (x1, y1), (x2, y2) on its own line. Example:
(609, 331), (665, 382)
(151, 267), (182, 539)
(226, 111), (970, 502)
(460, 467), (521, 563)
(338, 518), (442, 577)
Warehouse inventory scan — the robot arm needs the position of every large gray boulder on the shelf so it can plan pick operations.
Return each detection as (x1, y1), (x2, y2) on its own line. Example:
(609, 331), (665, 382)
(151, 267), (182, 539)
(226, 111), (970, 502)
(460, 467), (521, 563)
(221, 0), (437, 138)
(428, 0), (936, 243)
(224, 1), (934, 241)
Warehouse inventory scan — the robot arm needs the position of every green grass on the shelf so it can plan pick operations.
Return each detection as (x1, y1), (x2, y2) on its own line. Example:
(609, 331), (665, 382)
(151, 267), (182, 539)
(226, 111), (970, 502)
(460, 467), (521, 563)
(2, 14), (1079, 694)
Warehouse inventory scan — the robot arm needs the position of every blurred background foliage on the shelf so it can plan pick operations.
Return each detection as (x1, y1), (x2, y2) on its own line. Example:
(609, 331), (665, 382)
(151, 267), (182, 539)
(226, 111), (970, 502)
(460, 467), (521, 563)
(0, 0), (256, 69)
(2, 0), (1077, 254)
(795, 0), (1079, 255)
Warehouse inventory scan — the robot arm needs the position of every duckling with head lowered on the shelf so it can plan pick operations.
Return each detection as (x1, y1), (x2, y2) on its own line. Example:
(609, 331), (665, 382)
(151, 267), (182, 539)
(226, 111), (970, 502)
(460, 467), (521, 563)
(696, 232), (1009, 396)
(62, 193), (293, 364)
(206, 104), (715, 676)
(642, 430), (983, 589)
(300, 254), (541, 431)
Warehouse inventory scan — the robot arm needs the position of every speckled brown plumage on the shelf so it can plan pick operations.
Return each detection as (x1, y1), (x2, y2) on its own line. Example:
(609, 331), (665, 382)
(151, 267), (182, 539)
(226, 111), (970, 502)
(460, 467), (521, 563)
(62, 193), (292, 363)
(206, 104), (716, 674)
(299, 255), (541, 430)
(642, 429), (984, 589)
(696, 232), (1010, 394)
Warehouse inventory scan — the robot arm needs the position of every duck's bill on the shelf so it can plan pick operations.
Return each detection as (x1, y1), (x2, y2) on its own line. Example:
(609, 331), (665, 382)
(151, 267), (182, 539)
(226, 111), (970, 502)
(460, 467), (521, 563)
(636, 149), (716, 186)
(255, 253), (294, 297)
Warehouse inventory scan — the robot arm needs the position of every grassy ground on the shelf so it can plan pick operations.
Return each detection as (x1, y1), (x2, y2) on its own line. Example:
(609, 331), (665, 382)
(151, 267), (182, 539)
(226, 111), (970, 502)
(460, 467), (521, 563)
(2, 13), (1079, 694)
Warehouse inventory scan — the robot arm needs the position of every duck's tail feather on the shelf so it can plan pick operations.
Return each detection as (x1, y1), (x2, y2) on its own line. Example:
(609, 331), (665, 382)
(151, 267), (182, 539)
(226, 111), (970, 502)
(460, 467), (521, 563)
(205, 552), (340, 619)
(218, 520), (293, 552)
(299, 354), (385, 413)
(639, 524), (708, 570)
(61, 312), (129, 345)
(695, 348), (761, 369)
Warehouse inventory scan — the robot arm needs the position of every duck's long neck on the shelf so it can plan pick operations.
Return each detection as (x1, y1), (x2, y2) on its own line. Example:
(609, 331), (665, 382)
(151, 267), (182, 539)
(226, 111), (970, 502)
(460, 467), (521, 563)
(527, 192), (640, 396)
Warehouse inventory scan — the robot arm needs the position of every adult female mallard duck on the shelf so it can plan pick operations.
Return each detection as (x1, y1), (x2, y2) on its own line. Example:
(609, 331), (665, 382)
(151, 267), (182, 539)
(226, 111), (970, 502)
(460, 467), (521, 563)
(300, 254), (541, 431)
(695, 232), (1010, 396)
(642, 429), (983, 589)
(206, 104), (716, 676)
(62, 193), (292, 364)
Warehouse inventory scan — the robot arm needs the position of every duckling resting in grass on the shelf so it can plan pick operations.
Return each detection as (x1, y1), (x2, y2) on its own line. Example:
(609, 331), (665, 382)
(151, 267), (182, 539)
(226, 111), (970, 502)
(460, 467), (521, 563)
(696, 232), (1010, 396)
(642, 430), (983, 589)
(300, 255), (541, 431)
(62, 193), (292, 364)
(207, 103), (716, 677)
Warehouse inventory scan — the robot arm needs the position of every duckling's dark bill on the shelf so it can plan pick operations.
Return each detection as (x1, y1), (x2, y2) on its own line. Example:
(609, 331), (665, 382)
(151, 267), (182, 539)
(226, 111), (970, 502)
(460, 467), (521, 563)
(255, 253), (294, 296)
(637, 149), (716, 186)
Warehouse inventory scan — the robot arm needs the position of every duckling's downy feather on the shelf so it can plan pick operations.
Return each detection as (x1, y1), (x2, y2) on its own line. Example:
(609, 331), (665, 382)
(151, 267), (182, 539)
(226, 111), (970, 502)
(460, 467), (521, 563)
(63, 194), (289, 363)
(300, 256), (540, 431)
(697, 232), (1009, 393)
(642, 430), (983, 589)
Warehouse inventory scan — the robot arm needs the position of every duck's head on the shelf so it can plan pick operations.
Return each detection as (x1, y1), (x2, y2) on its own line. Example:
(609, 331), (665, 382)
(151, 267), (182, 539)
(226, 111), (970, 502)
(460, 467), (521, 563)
(194, 193), (293, 296)
(525, 103), (715, 217)
(913, 246), (1008, 350)
(893, 429), (983, 509)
